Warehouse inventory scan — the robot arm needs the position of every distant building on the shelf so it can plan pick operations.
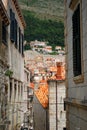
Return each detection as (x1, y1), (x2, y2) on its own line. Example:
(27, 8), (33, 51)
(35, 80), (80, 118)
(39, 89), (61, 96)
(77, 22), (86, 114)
(33, 61), (66, 130)
(30, 40), (46, 52)
(55, 46), (62, 51)
(33, 79), (49, 130)
(55, 46), (65, 55)
(48, 62), (66, 130)
(44, 46), (52, 53)
(65, 0), (87, 130)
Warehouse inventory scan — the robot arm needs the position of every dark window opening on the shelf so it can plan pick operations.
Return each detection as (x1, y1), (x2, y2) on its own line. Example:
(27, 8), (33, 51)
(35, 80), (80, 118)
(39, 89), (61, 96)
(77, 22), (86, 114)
(72, 4), (81, 77)
(19, 27), (21, 53)
(10, 82), (12, 101)
(64, 101), (66, 111)
(14, 83), (17, 100)
(18, 85), (20, 100)
(63, 128), (66, 130)
(10, 9), (15, 43)
(2, 21), (7, 45)
(21, 86), (23, 97)
(14, 19), (18, 48)
(22, 34), (24, 56)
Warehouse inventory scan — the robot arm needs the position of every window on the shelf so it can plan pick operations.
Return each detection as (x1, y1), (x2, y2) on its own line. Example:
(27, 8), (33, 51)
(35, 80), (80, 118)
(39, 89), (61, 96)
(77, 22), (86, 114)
(18, 84), (20, 100)
(64, 101), (66, 111)
(63, 128), (66, 130)
(10, 9), (15, 42)
(72, 4), (81, 77)
(14, 83), (17, 100)
(21, 86), (23, 97)
(14, 19), (18, 48)
(19, 27), (21, 53)
(10, 9), (18, 48)
(19, 28), (24, 55)
(22, 34), (24, 56)
(10, 9), (24, 55)
(10, 82), (12, 101)
(2, 21), (7, 44)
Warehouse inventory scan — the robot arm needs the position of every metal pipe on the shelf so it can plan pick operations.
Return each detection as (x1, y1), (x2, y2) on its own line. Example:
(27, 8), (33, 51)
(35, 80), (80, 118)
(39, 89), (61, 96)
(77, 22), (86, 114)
(56, 80), (58, 130)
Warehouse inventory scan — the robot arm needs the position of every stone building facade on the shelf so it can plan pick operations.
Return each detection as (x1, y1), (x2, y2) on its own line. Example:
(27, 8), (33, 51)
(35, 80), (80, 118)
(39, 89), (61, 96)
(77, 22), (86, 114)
(48, 80), (66, 130)
(0, 1), (10, 130)
(65, 0), (87, 130)
(0, 0), (26, 130)
(33, 95), (48, 130)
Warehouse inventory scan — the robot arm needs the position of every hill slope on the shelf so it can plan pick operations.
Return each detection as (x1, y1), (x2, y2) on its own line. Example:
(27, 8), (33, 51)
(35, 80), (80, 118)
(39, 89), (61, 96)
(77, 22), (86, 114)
(18, 0), (64, 21)
(18, 0), (64, 50)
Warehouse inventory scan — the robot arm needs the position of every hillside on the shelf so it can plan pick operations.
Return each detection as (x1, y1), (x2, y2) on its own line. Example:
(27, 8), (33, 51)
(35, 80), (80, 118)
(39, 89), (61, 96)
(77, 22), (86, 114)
(18, 0), (64, 21)
(18, 0), (64, 50)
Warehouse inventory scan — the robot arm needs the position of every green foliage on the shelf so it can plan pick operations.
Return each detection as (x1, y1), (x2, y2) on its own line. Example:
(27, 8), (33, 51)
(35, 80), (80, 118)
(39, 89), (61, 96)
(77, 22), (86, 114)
(23, 10), (64, 50)
(49, 51), (58, 55)
(5, 69), (13, 77)
(24, 43), (31, 50)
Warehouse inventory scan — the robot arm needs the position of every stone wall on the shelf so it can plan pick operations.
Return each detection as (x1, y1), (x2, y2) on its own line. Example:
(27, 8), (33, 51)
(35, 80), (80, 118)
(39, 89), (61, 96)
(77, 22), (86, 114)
(65, 0), (87, 130)
(33, 95), (48, 130)
(48, 80), (66, 130)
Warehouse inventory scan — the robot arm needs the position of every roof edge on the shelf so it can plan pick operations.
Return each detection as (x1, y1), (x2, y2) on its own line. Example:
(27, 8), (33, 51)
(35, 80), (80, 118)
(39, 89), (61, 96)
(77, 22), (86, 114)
(12, 0), (26, 28)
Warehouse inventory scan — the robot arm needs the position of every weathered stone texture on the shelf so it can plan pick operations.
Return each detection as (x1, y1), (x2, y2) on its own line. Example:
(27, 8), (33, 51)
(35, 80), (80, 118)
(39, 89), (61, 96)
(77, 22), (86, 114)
(65, 0), (87, 129)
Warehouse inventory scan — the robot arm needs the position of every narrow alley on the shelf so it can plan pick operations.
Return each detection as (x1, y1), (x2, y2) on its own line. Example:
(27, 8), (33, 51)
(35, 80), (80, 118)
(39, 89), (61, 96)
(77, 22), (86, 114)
(0, 0), (87, 130)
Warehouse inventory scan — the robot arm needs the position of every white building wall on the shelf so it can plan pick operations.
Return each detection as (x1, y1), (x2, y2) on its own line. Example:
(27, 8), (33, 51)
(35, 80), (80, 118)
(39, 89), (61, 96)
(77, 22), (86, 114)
(57, 84), (66, 130)
(65, 0), (87, 130)
(5, 0), (25, 130)
(48, 80), (66, 130)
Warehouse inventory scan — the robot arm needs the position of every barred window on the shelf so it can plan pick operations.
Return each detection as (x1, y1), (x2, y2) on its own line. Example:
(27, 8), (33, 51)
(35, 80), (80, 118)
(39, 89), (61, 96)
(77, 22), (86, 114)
(72, 4), (81, 77)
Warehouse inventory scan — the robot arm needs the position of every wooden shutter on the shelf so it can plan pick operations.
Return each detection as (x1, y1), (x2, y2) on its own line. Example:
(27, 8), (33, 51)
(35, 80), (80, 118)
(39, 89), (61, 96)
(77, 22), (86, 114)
(10, 9), (15, 42)
(2, 21), (7, 44)
(22, 34), (24, 55)
(14, 19), (17, 47)
(72, 4), (81, 77)
(19, 27), (21, 53)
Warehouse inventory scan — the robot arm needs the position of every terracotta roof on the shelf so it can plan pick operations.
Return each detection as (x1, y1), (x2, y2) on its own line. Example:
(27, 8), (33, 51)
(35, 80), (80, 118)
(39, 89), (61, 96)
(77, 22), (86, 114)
(35, 81), (48, 108)
(35, 90), (48, 108)
(39, 79), (47, 83)
(47, 75), (56, 80)
(48, 62), (65, 80)
(49, 66), (57, 72)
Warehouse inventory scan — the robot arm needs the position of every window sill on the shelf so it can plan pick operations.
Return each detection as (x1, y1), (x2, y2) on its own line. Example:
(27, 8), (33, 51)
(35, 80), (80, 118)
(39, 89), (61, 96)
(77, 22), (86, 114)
(73, 75), (84, 84)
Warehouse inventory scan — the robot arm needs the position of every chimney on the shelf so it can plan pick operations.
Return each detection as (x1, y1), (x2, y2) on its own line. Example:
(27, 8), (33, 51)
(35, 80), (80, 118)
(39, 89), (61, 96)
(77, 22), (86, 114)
(56, 62), (65, 80)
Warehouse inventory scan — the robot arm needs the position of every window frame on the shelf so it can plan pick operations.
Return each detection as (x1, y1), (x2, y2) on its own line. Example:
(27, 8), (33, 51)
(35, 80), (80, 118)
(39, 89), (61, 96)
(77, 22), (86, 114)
(70, 0), (84, 84)
(10, 9), (15, 43)
(72, 4), (81, 76)
(2, 21), (7, 45)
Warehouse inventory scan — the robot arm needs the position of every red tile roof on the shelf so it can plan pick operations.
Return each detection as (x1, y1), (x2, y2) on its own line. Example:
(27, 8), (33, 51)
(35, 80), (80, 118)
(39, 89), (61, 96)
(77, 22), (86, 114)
(35, 80), (48, 108)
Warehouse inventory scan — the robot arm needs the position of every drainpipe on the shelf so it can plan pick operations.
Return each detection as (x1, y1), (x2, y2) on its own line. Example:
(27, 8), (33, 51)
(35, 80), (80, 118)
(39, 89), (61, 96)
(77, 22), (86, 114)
(56, 80), (58, 130)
